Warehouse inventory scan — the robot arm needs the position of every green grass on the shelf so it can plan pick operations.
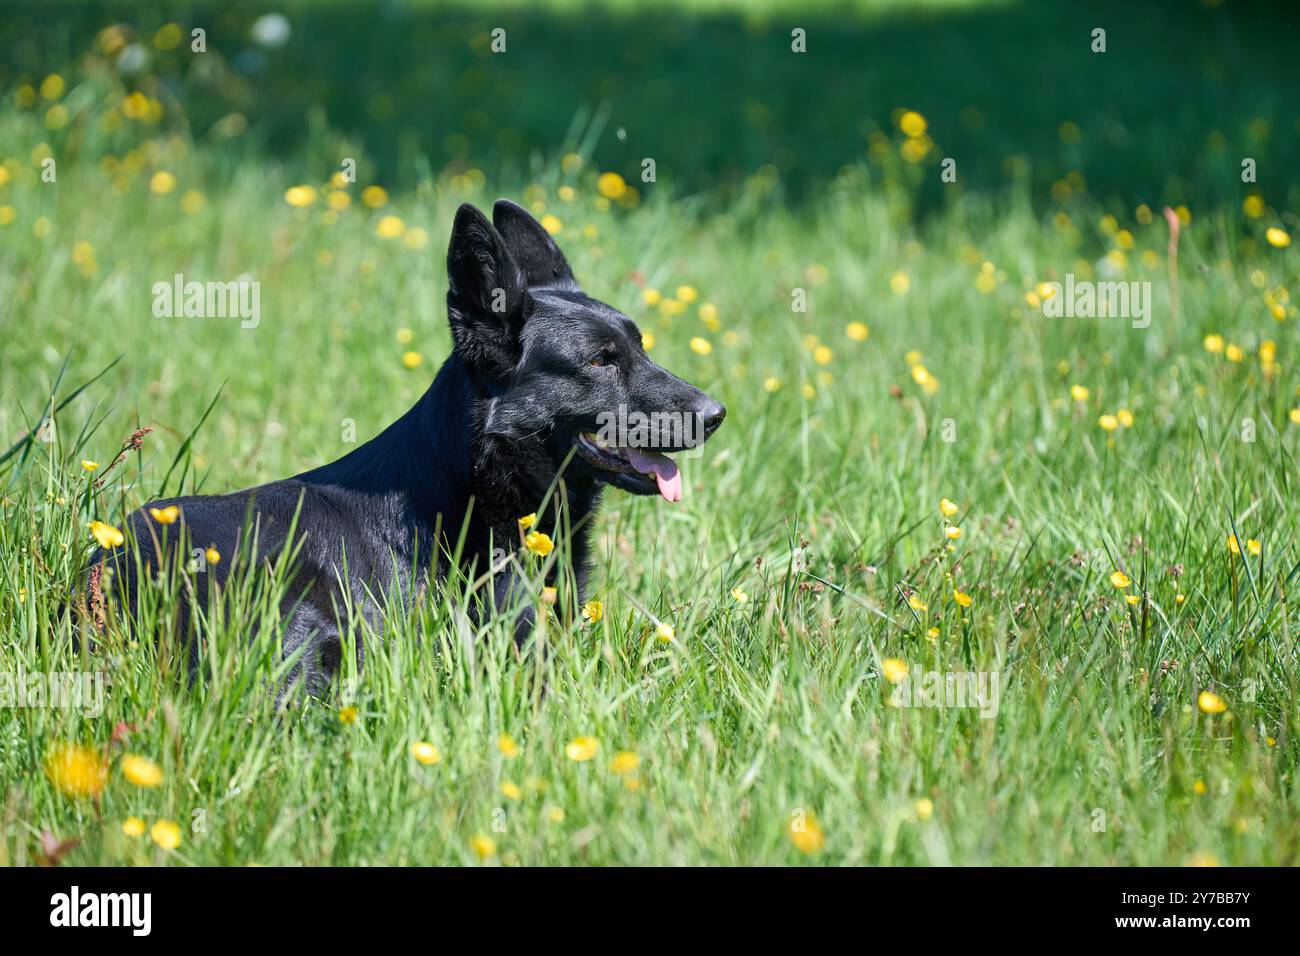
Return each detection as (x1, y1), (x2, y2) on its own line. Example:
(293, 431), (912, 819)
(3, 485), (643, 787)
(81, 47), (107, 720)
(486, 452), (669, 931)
(1, 0), (1299, 866)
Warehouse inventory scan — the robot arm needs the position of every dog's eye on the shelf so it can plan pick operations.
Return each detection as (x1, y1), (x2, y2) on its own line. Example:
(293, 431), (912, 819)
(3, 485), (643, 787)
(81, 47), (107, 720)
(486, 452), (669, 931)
(589, 355), (607, 367)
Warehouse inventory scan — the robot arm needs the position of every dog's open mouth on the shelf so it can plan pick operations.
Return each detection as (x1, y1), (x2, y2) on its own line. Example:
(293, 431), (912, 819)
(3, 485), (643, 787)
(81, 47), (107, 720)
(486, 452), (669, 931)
(575, 432), (683, 502)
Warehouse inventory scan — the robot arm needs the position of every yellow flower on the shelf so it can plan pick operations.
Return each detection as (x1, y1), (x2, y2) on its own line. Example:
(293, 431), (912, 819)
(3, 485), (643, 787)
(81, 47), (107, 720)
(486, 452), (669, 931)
(497, 733), (520, 758)
(44, 743), (107, 799)
(403, 226), (428, 249)
(676, 285), (698, 304)
(1069, 384), (1089, 402)
(149, 171), (177, 194)
(926, 627), (940, 640)
(1202, 333), (1225, 354)
(763, 377), (781, 393)
(1226, 534), (1241, 555)
(898, 110), (927, 138)
(149, 819), (181, 851)
(1290, 408), (1300, 425)
(469, 834), (497, 860)
(180, 190), (205, 215)
(581, 599), (603, 623)
(641, 331), (656, 350)
(41, 73), (65, 99)
(953, 590), (972, 608)
(361, 185), (388, 207)
(205, 546), (220, 565)
(81, 459), (98, 472)
(1265, 226), (1291, 248)
(565, 736), (599, 762)
(120, 754), (163, 788)
(596, 172), (626, 200)
(411, 741), (441, 765)
(1125, 594), (1141, 606)
(540, 586), (558, 605)
(1225, 343), (1243, 363)
(812, 345), (833, 365)
(1098, 414), (1119, 432)
(1243, 195), (1264, 218)
(881, 658), (909, 684)
(524, 530), (554, 556)
(655, 621), (675, 643)
(148, 505), (180, 525)
(375, 215), (405, 239)
(787, 812), (825, 854)
(89, 520), (124, 549)
(846, 321), (869, 341)
(730, 586), (749, 603)
(641, 288), (662, 306)
(698, 302), (720, 330)
(914, 798), (934, 821)
(540, 214), (562, 235)
(939, 497), (959, 518)
(1117, 408), (1134, 428)
(1192, 779), (1207, 795)
(609, 750), (640, 774)
(327, 190), (351, 211)
(121, 817), (146, 837)
(1109, 570), (1130, 589)
(401, 350), (423, 369)
(1246, 538), (1261, 556)
(889, 271), (910, 295)
(338, 705), (358, 724)
(689, 336), (713, 355)
(500, 780), (523, 801)
(283, 185), (317, 207)
(1197, 690), (1227, 715)
(944, 525), (962, 540)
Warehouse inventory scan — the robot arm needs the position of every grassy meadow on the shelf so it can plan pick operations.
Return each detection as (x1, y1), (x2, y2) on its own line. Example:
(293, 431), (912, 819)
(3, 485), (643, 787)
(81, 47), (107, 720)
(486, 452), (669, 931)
(1, 0), (1299, 865)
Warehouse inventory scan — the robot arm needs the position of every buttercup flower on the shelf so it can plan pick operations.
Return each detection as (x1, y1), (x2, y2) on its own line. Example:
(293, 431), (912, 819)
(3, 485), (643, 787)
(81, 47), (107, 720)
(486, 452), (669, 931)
(1265, 227), (1291, 248)
(953, 590), (972, 608)
(1109, 571), (1130, 589)
(120, 754), (163, 788)
(787, 812), (825, 854)
(497, 733), (520, 758)
(89, 520), (124, 549)
(881, 658), (909, 684)
(469, 834), (496, 859)
(655, 622), (675, 643)
(150, 820), (181, 851)
(565, 736), (599, 761)
(121, 817), (146, 837)
(609, 750), (640, 774)
(525, 530), (554, 556)
(939, 498), (959, 517)
(581, 600), (603, 623)
(284, 185), (317, 207)
(1197, 690), (1227, 714)
(149, 505), (180, 525)
(411, 741), (441, 765)
(45, 743), (107, 799)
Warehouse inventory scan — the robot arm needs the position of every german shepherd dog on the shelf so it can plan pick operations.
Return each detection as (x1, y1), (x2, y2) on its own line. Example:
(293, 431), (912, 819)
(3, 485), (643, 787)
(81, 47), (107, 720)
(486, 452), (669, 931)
(91, 200), (725, 697)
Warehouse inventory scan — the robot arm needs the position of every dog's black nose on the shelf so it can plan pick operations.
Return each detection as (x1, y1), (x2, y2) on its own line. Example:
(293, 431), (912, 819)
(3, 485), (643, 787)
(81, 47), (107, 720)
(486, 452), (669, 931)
(699, 399), (726, 438)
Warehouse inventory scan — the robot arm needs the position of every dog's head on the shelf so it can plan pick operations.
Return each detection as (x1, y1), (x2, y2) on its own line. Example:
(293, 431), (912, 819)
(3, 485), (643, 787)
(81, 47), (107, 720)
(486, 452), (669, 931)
(445, 199), (725, 501)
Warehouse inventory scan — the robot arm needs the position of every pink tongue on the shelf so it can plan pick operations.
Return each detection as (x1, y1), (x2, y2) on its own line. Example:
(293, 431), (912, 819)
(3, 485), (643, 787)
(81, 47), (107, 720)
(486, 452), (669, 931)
(625, 449), (683, 502)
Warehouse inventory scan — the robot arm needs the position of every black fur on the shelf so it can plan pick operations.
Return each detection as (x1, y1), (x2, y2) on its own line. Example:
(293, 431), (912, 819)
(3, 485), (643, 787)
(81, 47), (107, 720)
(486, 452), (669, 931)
(91, 200), (725, 698)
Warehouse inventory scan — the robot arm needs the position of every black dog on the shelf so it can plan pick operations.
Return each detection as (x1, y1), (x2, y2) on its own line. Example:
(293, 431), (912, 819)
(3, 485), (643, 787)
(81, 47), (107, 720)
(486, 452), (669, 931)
(91, 200), (725, 697)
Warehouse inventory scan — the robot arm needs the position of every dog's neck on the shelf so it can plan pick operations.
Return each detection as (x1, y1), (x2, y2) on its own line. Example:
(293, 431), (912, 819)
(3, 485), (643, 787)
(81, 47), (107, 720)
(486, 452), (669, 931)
(298, 351), (600, 586)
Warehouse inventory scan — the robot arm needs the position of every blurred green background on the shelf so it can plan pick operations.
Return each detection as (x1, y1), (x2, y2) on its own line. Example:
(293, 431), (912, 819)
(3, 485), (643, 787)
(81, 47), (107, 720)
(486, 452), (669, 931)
(2, 0), (1297, 214)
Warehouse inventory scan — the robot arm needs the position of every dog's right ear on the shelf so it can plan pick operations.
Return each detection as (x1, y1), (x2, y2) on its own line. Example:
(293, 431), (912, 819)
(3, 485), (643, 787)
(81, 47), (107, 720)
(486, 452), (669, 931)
(446, 203), (529, 375)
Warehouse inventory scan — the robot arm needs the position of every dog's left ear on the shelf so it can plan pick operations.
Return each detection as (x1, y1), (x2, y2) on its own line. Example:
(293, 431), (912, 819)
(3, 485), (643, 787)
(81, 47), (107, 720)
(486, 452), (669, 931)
(446, 203), (529, 376)
(493, 199), (578, 290)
